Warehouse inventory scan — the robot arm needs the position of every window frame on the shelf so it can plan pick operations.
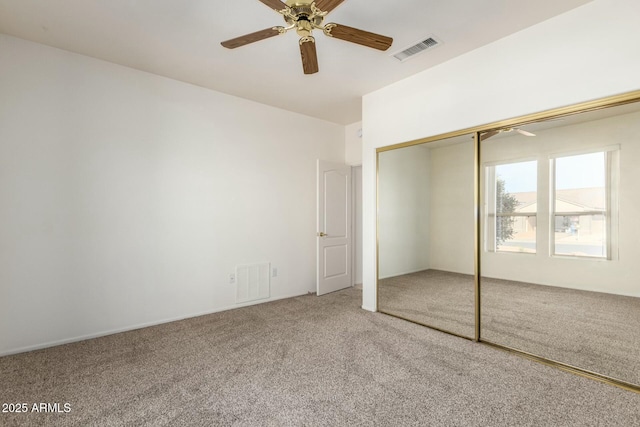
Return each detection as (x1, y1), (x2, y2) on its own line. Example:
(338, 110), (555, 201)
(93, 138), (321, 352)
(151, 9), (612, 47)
(484, 158), (539, 255)
(548, 146), (619, 260)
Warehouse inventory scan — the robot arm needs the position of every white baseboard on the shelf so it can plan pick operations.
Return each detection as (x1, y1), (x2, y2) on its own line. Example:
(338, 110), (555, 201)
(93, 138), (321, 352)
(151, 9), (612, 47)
(378, 267), (430, 280)
(361, 304), (376, 312)
(0, 291), (310, 357)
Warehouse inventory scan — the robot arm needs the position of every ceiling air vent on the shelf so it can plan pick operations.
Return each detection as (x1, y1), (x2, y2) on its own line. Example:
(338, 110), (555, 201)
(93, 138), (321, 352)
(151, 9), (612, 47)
(392, 36), (441, 62)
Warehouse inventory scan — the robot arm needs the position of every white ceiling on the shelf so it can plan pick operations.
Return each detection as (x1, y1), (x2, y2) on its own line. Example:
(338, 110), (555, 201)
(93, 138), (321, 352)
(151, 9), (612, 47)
(0, 0), (591, 125)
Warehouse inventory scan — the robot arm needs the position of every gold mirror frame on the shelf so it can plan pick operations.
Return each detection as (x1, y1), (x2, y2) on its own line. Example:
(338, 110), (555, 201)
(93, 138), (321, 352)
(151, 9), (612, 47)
(376, 89), (640, 394)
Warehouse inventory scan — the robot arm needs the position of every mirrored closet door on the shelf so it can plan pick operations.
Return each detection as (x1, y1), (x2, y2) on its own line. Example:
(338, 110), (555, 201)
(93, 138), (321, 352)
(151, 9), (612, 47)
(377, 133), (476, 339)
(480, 100), (640, 387)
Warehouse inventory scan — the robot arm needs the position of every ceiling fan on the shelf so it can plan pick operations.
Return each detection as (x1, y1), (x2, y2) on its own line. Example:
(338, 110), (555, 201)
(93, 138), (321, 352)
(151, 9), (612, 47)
(480, 127), (536, 141)
(221, 0), (393, 75)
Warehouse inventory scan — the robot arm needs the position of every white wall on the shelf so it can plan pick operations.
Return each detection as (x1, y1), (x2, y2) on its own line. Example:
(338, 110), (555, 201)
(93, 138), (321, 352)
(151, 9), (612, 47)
(377, 138), (475, 278)
(378, 145), (430, 279)
(361, 0), (640, 310)
(429, 140), (475, 275)
(0, 34), (345, 355)
(345, 121), (362, 166)
(481, 111), (640, 297)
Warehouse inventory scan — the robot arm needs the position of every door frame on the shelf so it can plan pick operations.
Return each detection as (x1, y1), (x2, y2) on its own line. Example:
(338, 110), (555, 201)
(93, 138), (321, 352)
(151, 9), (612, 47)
(351, 165), (363, 287)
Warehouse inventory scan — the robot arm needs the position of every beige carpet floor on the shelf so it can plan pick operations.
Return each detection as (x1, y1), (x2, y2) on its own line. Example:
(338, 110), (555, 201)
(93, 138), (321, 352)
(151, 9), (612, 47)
(1, 287), (639, 426)
(378, 269), (640, 386)
(378, 270), (475, 338)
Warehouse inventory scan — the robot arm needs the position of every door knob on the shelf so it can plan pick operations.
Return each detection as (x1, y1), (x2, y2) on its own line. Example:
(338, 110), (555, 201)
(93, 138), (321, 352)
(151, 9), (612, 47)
(317, 232), (327, 237)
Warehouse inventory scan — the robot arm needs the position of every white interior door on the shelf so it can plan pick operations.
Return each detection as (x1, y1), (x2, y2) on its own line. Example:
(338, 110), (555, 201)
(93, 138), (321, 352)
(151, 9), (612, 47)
(317, 160), (352, 296)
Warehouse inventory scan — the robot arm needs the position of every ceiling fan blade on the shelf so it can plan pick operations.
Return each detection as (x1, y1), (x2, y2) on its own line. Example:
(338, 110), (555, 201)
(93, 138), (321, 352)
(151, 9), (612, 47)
(299, 37), (319, 75)
(221, 27), (284, 49)
(315, 0), (346, 13)
(480, 130), (500, 142)
(516, 128), (536, 137)
(324, 23), (393, 51)
(257, 0), (288, 12)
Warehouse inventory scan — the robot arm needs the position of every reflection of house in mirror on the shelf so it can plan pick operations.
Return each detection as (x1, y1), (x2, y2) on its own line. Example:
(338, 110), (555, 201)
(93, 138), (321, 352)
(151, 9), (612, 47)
(510, 187), (606, 257)
(508, 191), (537, 241)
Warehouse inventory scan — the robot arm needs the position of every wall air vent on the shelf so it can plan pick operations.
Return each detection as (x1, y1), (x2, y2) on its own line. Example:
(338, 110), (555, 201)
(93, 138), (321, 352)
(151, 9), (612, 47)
(392, 36), (442, 62)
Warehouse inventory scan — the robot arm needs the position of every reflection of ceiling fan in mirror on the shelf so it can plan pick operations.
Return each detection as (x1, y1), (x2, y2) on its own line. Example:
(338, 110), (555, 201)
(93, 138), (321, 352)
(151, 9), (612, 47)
(221, 0), (393, 74)
(506, 127), (536, 137)
(480, 127), (536, 141)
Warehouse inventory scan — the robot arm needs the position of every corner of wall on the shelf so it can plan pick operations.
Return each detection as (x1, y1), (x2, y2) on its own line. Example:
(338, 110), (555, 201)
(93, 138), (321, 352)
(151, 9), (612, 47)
(345, 121), (363, 166)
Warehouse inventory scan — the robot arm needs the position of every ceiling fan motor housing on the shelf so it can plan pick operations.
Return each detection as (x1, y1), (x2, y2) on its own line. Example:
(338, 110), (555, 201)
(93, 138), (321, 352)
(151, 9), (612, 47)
(284, 3), (325, 31)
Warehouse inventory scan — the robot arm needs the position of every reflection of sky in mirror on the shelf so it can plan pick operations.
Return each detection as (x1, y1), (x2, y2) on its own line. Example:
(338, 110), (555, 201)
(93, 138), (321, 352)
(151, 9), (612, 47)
(496, 153), (605, 193)
(556, 152), (605, 190)
(496, 161), (537, 193)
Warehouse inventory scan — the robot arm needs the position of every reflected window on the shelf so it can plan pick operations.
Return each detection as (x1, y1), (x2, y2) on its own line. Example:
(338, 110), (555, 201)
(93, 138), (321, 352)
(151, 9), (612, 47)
(486, 160), (537, 253)
(551, 149), (618, 258)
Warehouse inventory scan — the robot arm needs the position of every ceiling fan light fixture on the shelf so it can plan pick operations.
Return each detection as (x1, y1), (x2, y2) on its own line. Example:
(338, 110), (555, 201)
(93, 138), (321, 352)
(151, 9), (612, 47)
(296, 18), (313, 37)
